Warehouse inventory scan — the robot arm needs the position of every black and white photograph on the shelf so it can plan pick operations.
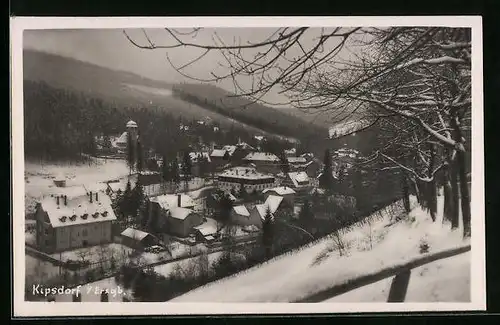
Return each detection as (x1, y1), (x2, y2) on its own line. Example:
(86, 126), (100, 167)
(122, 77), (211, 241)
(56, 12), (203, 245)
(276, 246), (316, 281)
(11, 16), (485, 316)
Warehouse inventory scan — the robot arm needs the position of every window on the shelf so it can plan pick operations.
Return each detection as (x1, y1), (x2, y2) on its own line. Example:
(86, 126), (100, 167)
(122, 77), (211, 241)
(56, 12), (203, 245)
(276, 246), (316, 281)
(44, 228), (49, 235)
(45, 240), (49, 246)
(82, 229), (88, 237)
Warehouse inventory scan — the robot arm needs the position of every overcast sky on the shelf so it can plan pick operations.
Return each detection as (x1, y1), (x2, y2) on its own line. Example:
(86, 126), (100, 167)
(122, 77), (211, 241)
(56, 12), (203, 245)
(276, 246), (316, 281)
(23, 28), (356, 107)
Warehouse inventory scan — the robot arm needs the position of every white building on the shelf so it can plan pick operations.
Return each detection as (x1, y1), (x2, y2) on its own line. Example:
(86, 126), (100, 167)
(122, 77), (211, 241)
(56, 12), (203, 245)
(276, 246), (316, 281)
(216, 166), (276, 194)
(35, 190), (117, 253)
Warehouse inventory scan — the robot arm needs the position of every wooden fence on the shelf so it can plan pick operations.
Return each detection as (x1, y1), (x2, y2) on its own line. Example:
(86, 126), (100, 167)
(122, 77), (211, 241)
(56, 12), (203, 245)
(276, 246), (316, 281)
(294, 244), (471, 303)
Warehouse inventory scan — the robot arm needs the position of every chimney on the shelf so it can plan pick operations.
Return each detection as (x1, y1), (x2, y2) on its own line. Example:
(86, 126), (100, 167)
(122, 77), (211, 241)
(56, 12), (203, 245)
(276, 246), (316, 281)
(90, 191), (93, 203)
(56, 196), (60, 205)
(178, 194), (182, 207)
(95, 192), (99, 202)
(64, 195), (67, 206)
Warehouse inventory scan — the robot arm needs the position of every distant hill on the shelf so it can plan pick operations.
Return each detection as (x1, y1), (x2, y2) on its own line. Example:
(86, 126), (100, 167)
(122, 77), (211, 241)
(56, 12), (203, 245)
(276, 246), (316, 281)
(23, 50), (328, 142)
(171, 83), (329, 141)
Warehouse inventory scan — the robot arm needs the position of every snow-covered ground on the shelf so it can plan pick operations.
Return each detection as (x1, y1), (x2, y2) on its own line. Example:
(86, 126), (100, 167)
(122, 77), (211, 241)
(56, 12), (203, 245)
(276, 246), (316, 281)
(24, 158), (129, 215)
(171, 194), (470, 302)
(325, 251), (470, 302)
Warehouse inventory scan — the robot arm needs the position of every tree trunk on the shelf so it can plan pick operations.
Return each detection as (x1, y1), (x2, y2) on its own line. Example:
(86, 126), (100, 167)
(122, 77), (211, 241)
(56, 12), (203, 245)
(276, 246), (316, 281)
(401, 172), (411, 213)
(427, 143), (437, 222)
(450, 116), (471, 237)
(449, 159), (460, 229)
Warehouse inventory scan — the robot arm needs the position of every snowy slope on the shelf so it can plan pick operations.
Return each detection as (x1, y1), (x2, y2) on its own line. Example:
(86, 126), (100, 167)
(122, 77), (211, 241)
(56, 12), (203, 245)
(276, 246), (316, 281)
(171, 194), (470, 302)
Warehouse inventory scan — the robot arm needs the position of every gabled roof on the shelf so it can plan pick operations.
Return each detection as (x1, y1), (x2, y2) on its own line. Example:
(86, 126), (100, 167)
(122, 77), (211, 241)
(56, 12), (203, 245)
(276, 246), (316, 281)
(255, 195), (284, 220)
(169, 207), (195, 220)
(151, 194), (195, 210)
(262, 186), (296, 196)
(121, 227), (150, 241)
(287, 157), (307, 164)
(222, 145), (237, 156)
(287, 172), (310, 187)
(210, 149), (227, 157)
(39, 191), (117, 228)
(243, 152), (279, 162)
(233, 205), (250, 217)
(194, 217), (218, 236)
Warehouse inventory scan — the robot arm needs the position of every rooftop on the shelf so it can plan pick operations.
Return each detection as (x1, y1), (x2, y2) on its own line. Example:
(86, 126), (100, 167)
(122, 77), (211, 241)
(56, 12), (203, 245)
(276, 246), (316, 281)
(121, 227), (151, 241)
(189, 152), (211, 163)
(233, 205), (250, 217)
(218, 166), (274, 180)
(287, 172), (310, 187)
(287, 157), (307, 164)
(243, 152), (279, 162)
(39, 191), (117, 228)
(255, 195), (284, 220)
(126, 120), (138, 128)
(194, 217), (219, 236)
(263, 186), (296, 196)
(151, 194), (196, 210)
(169, 207), (195, 220)
(210, 149), (227, 157)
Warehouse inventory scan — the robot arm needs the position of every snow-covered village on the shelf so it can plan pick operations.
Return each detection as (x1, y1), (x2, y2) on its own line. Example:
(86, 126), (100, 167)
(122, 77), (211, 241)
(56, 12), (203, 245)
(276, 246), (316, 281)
(16, 21), (480, 310)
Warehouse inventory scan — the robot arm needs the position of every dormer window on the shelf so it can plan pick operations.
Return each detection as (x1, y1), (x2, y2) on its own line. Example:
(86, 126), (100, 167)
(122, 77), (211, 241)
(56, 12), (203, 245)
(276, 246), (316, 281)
(81, 214), (88, 220)
(92, 212), (99, 218)
(59, 216), (67, 222)
(102, 211), (108, 217)
(69, 215), (77, 221)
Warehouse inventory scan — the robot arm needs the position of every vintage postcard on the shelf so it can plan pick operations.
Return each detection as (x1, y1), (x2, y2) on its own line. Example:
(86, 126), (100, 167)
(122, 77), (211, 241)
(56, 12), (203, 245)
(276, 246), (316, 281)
(11, 16), (485, 316)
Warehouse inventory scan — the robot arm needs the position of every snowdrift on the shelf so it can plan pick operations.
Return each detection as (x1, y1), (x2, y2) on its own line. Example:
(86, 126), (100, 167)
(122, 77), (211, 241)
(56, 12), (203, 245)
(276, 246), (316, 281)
(171, 194), (470, 302)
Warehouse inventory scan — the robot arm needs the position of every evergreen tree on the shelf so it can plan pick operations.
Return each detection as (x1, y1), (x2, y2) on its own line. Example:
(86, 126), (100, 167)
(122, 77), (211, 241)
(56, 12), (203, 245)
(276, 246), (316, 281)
(239, 182), (246, 201)
(171, 158), (180, 187)
(262, 206), (274, 259)
(299, 198), (313, 229)
(161, 154), (171, 182)
(136, 138), (144, 173)
(131, 180), (146, 226)
(319, 149), (334, 192)
(198, 156), (210, 178)
(279, 150), (290, 173)
(182, 151), (192, 180)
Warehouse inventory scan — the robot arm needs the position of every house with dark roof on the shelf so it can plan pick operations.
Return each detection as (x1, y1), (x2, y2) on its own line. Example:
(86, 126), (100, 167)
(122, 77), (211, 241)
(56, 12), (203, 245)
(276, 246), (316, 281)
(35, 190), (117, 253)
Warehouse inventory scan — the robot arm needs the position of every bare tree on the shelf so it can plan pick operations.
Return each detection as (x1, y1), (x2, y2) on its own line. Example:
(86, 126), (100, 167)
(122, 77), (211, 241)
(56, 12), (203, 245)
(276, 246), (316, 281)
(125, 27), (471, 237)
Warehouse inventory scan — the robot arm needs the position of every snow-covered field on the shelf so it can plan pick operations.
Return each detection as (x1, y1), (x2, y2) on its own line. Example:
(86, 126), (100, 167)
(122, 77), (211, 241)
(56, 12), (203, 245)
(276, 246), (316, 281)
(325, 251), (470, 302)
(171, 194), (470, 302)
(24, 158), (129, 215)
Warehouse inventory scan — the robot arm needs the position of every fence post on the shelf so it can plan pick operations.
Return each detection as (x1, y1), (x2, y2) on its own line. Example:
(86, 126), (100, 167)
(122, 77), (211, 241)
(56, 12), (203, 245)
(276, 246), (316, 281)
(100, 290), (109, 302)
(387, 268), (412, 302)
(72, 291), (82, 302)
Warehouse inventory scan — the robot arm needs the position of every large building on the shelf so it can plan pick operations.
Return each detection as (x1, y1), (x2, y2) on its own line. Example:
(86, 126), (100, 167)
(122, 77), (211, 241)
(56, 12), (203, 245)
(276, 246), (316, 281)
(216, 166), (276, 194)
(242, 152), (280, 174)
(35, 190), (117, 253)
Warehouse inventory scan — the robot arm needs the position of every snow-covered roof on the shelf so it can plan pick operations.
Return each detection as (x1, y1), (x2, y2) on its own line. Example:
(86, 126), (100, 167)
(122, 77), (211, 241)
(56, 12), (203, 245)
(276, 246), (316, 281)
(151, 194), (195, 210)
(169, 207), (195, 220)
(126, 120), (138, 128)
(287, 157), (307, 164)
(284, 148), (296, 155)
(287, 172), (310, 187)
(233, 205), (250, 217)
(83, 183), (108, 194)
(218, 166), (274, 180)
(121, 227), (150, 241)
(254, 135), (265, 141)
(115, 131), (129, 145)
(237, 142), (255, 150)
(222, 145), (237, 156)
(210, 149), (227, 157)
(255, 195), (284, 220)
(39, 191), (116, 228)
(194, 217), (218, 236)
(243, 152), (279, 162)
(263, 186), (296, 196)
(189, 152), (211, 163)
(242, 224), (260, 233)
